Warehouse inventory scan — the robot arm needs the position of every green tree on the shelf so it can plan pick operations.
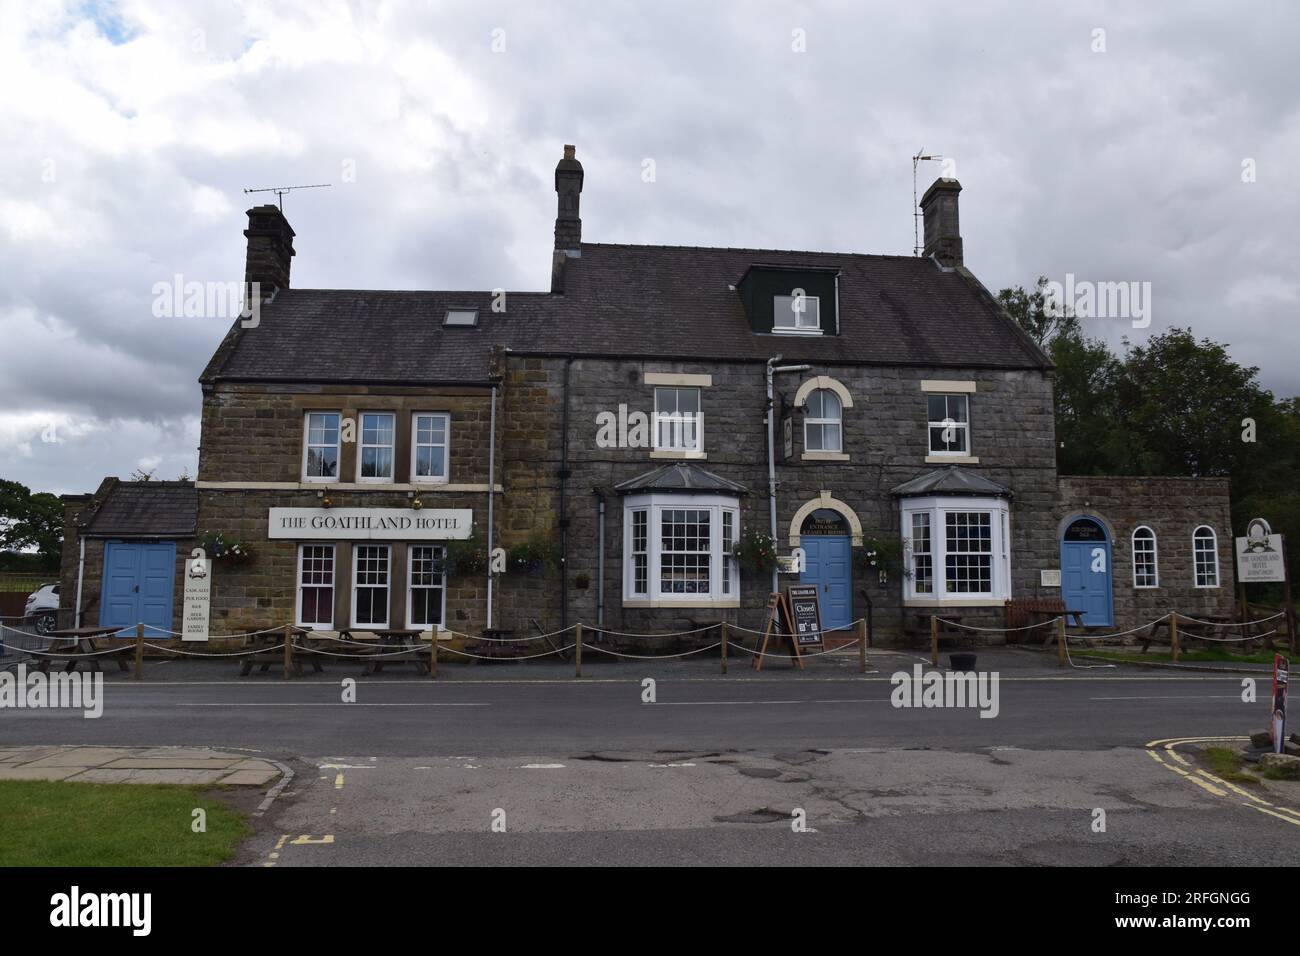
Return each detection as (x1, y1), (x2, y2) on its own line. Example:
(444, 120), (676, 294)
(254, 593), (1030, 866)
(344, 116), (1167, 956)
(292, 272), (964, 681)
(0, 479), (63, 568)
(998, 275), (1081, 347)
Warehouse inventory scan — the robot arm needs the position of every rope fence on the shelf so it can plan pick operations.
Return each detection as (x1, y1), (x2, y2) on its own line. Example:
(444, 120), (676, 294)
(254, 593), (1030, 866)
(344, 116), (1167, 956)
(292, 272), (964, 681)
(5, 600), (1290, 678)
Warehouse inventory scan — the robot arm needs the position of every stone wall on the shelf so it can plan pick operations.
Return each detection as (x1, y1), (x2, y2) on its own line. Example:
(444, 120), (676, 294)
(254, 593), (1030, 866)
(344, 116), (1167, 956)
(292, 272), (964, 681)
(1055, 475), (1237, 627)
(507, 355), (1061, 641)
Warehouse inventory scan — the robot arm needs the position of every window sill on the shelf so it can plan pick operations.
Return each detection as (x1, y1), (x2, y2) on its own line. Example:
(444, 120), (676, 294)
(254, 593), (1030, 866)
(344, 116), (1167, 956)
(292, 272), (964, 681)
(771, 328), (823, 336)
(801, 452), (850, 462)
(903, 597), (1009, 608)
(925, 455), (980, 465)
(650, 450), (707, 460)
(623, 598), (740, 609)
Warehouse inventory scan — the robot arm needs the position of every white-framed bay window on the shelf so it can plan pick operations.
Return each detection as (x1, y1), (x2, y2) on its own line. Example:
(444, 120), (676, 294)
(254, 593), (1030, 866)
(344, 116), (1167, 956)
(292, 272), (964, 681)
(901, 496), (1011, 603)
(622, 493), (740, 606)
(352, 544), (391, 627)
(296, 544), (336, 629)
(407, 544), (446, 631)
(411, 412), (450, 483)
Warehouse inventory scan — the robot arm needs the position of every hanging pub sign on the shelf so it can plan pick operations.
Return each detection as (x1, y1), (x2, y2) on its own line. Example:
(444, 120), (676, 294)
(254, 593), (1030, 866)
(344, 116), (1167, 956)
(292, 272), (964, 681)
(1236, 518), (1286, 584)
(268, 507), (472, 541)
(182, 548), (212, 642)
(1272, 655), (1289, 755)
(785, 584), (826, 650)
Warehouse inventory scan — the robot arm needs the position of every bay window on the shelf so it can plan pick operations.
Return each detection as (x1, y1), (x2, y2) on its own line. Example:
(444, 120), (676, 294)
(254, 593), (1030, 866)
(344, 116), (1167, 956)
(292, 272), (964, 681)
(902, 496), (1011, 602)
(622, 493), (740, 606)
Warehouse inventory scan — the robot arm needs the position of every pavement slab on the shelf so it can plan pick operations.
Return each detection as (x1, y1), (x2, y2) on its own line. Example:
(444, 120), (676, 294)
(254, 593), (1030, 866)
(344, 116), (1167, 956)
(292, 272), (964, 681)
(0, 745), (281, 787)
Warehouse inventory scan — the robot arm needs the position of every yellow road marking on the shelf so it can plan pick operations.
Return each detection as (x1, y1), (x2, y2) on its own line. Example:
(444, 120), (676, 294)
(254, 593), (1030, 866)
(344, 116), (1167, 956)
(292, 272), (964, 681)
(290, 834), (335, 845)
(1147, 735), (1300, 829)
(335, 773), (344, 790)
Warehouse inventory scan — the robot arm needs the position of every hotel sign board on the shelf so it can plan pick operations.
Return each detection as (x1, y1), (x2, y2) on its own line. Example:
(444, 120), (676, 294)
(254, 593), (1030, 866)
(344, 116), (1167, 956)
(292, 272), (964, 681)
(1236, 518), (1285, 584)
(268, 508), (473, 541)
(182, 548), (212, 642)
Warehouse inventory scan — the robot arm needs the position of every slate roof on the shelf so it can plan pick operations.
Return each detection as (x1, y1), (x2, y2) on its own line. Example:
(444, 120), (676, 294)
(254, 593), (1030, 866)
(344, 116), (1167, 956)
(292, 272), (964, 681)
(201, 244), (1050, 385)
(81, 481), (198, 537)
(614, 463), (749, 495)
(890, 466), (1013, 499)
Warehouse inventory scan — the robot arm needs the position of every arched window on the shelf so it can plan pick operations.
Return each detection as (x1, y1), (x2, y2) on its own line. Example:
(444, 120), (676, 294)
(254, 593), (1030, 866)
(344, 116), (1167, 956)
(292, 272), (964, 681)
(804, 389), (842, 453)
(1193, 526), (1219, 588)
(1132, 526), (1158, 588)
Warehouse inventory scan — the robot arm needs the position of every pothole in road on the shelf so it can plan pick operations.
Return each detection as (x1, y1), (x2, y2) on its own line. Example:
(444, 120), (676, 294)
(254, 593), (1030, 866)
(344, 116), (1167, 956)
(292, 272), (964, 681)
(714, 807), (789, 824)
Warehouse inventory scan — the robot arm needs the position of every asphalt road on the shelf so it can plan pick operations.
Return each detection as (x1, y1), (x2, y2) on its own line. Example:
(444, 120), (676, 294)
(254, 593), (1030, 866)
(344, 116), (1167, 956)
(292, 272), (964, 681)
(4, 650), (1296, 866)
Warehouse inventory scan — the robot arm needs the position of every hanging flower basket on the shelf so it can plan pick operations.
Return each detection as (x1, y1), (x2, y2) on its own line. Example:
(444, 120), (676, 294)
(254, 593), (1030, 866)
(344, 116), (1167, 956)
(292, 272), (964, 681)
(199, 532), (256, 567)
(733, 528), (777, 574)
(855, 536), (908, 583)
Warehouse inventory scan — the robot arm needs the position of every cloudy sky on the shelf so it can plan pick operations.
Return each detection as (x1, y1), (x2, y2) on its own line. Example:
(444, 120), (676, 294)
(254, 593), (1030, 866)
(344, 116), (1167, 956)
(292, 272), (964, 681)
(2, 0), (1298, 495)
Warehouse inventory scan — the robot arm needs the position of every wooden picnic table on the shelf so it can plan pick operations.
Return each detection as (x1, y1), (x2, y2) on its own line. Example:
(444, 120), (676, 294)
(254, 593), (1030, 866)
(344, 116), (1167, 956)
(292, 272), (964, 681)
(38, 625), (131, 674)
(237, 626), (322, 677)
(339, 628), (430, 674)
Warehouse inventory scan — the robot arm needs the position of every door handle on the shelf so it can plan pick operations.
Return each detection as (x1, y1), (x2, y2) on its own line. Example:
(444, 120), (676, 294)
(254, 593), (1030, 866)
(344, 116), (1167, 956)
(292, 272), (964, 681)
(133, 585), (139, 593)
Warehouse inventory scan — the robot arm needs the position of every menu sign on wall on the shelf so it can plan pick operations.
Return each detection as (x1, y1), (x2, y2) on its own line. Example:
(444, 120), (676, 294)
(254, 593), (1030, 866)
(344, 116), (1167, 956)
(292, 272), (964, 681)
(182, 548), (212, 642)
(268, 508), (473, 541)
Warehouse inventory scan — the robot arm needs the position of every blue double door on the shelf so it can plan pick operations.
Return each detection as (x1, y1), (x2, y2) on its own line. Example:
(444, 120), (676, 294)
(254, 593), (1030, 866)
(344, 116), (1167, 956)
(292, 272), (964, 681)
(1060, 518), (1114, 627)
(100, 541), (176, 636)
(800, 535), (853, 632)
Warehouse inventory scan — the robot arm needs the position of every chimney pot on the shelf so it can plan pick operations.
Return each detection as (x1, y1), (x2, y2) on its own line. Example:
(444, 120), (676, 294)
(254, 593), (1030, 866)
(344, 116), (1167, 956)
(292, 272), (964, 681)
(919, 178), (963, 268)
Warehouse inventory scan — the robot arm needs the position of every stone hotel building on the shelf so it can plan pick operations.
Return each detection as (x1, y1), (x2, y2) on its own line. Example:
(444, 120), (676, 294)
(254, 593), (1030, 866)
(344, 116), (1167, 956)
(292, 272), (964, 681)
(61, 147), (1235, 644)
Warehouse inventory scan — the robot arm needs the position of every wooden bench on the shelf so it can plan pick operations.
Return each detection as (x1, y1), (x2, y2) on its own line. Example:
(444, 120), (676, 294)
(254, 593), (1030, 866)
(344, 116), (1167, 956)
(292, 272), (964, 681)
(237, 627), (322, 677)
(38, 625), (132, 674)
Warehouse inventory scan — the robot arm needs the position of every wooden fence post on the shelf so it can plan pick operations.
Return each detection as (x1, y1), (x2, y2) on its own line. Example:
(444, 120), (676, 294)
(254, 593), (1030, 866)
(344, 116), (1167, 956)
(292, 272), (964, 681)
(858, 618), (867, 674)
(283, 622), (293, 679)
(134, 622), (144, 680)
(720, 621), (728, 674)
(574, 622), (583, 678)
(1057, 615), (1067, 668)
(429, 634), (438, 679)
(1170, 614), (1180, 662)
(930, 615), (939, 668)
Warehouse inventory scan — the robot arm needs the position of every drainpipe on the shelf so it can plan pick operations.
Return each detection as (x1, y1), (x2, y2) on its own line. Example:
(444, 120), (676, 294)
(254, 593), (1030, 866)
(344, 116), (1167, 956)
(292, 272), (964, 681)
(75, 536), (85, 628)
(766, 357), (812, 592)
(485, 383), (497, 630)
(594, 488), (606, 628)
(559, 358), (573, 628)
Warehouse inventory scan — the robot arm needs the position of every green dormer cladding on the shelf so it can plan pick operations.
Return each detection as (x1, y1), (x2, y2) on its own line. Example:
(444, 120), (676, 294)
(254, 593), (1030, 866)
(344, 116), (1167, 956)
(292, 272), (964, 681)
(736, 264), (841, 336)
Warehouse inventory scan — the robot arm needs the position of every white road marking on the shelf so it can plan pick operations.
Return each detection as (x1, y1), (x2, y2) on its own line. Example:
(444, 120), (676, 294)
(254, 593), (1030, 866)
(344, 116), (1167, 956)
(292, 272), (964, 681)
(1091, 695), (1241, 700)
(520, 763), (565, 769)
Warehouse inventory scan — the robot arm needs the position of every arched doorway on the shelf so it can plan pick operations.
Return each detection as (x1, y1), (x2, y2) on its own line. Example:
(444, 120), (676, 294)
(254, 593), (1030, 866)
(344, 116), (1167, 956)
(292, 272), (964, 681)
(1060, 517), (1113, 626)
(799, 509), (852, 631)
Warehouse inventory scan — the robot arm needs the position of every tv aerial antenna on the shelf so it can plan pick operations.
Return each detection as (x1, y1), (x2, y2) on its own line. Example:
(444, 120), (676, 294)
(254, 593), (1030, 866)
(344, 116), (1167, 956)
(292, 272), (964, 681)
(912, 150), (943, 256)
(242, 182), (331, 211)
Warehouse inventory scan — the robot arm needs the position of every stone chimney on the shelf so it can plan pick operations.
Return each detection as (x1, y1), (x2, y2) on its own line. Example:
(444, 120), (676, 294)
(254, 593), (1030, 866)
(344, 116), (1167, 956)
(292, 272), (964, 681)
(244, 204), (296, 297)
(919, 178), (963, 268)
(551, 144), (584, 293)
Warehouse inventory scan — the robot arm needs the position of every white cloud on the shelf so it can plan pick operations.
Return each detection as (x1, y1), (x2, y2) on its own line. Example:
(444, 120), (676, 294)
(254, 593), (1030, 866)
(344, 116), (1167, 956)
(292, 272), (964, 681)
(1, 0), (1299, 496)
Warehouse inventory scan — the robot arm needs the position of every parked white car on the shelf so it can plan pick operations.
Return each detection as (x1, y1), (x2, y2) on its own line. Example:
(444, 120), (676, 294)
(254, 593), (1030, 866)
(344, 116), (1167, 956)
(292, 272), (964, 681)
(24, 583), (59, 634)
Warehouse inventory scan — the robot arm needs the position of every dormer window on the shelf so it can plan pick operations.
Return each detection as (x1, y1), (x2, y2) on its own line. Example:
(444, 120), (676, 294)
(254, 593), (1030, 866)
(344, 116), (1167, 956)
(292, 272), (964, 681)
(444, 309), (478, 327)
(773, 294), (821, 334)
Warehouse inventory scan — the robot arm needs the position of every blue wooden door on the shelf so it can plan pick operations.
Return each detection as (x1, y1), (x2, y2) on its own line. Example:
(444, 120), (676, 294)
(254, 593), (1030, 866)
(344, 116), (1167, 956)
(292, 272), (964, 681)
(801, 535), (853, 632)
(100, 541), (176, 636)
(1060, 522), (1113, 627)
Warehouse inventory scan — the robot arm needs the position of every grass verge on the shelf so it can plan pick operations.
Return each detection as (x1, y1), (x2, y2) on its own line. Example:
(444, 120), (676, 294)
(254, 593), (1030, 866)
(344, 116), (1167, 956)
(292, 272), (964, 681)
(0, 780), (251, 866)
(1201, 747), (1261, 785)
